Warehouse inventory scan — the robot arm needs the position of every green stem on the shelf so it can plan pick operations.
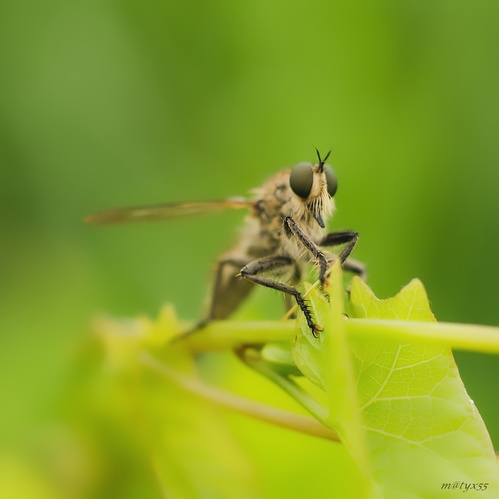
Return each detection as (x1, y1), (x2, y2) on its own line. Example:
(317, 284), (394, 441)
(347, 319), (499, 354)
(141, 352), (338, 442)
(234, 345), (329, 424)
(177, 320), (295, 350)
(178, 319), (499, 355)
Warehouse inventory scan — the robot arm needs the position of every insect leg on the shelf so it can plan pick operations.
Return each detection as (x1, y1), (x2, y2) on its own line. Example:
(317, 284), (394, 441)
(283, 216), (330, 286)
(240, 256), (319, 335)
(319, 230), (359, 262)
(341, 258), (366, 280)
(319, 231), (365, 279)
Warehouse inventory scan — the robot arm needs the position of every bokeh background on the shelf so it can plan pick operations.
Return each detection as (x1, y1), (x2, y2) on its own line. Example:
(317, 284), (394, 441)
(2, 1), (499, 497)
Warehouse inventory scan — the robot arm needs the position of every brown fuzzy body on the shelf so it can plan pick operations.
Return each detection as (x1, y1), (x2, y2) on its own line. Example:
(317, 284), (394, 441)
(209, 167), (335, 320)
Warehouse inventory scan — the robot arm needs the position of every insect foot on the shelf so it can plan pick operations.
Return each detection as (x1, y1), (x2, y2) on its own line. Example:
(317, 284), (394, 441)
(321, 274), (331, 290)
(312, 322), (324, 338)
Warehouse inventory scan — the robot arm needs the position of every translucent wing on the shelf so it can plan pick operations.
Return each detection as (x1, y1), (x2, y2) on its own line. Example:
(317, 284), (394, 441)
(85, 197), (252, 225)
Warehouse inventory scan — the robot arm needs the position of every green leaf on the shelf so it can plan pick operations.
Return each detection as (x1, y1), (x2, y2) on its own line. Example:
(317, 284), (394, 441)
(294, 262), (499, 499)
(94, 305), (260, 498)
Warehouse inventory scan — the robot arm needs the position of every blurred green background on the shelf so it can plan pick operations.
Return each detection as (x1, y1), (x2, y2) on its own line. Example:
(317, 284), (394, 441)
(2, 0), (499, 497)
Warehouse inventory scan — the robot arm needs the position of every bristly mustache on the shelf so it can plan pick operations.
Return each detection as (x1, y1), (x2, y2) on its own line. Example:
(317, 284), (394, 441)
(307, 198), (325, 228)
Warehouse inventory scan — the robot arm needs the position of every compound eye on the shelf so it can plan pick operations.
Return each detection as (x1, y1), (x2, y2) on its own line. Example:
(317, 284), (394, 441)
(290, 162), (313, 199)
(324, 164), (338, 197)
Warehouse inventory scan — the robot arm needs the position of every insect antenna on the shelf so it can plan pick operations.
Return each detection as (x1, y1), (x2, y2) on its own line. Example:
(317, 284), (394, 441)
(314, 147), (332, 173)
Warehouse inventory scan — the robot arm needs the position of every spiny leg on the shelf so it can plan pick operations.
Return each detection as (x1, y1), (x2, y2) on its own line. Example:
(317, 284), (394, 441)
(319, 230), (364, 278)
(240, 255), (321, 336)
(283, 216), (330, 285)
(319, 230), (359, 262)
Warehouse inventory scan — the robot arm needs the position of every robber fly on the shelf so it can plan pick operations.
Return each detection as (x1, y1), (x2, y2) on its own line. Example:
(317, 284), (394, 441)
(85, 150), (365, 336)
